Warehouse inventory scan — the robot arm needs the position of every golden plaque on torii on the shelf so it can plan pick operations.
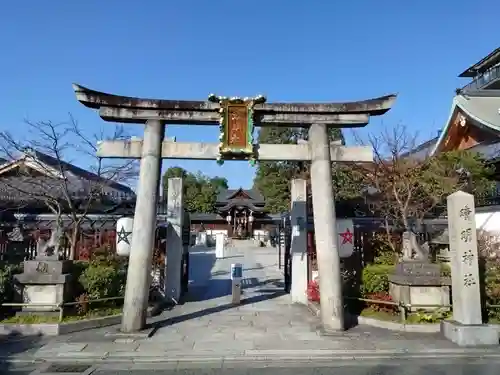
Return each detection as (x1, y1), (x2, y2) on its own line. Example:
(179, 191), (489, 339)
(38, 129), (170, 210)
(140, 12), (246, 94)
(208, 94), (266, 165)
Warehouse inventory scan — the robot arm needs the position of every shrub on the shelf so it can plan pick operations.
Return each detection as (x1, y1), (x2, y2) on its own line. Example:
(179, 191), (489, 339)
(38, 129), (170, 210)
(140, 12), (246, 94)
(70, 261), (90, 297)
(484, 260), (500, 321)
(439, 263), (451, 277)
(0, 263), (22, 304)
(361, 264), (394, 296)
(407, 309), (451, 324)
(78, 260), (126, 301)
(368, 232), (400, 265)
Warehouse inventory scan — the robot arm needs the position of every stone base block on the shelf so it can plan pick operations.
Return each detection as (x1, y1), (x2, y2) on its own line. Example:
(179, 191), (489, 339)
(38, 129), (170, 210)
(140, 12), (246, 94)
(22, 284), (66, 311)
(15, 310), (60, 318)
(389, 282), (450, 312)
(441, 320), (499, 347)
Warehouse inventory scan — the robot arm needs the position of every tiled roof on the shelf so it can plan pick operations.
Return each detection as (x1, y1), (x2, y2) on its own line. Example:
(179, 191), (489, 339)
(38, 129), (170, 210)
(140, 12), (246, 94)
(30, 149), (135, 196)
(401, 136), (439, 161)
(0, 149), (135, 203)
(216, 188), (264, 203)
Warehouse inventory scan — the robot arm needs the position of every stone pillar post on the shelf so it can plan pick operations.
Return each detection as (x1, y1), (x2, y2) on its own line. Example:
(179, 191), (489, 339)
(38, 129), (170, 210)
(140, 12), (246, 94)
(121, 119), (165, 333)
(441, 191), (497, 346)
(165, 177), (184, 303)
(308, 123), (344, 331)
(290, 179), (308, 304)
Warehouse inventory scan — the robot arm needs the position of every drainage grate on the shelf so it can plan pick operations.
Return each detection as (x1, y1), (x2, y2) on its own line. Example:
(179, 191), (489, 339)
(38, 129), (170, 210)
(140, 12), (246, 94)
(41, 364), (92, 374)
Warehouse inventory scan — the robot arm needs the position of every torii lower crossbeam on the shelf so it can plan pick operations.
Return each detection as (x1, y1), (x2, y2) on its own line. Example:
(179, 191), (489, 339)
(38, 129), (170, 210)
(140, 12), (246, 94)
(97, 140), (373, 162)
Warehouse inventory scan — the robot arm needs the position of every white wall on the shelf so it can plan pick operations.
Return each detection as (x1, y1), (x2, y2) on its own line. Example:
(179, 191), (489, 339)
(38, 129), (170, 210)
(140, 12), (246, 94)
(475, 211), (500, 233)
(206, 229), (228, 236)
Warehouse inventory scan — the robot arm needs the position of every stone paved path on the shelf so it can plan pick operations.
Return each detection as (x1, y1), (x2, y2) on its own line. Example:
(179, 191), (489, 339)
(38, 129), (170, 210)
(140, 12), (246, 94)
(138, 240), (457, 353)
(4, 240), (470, 363)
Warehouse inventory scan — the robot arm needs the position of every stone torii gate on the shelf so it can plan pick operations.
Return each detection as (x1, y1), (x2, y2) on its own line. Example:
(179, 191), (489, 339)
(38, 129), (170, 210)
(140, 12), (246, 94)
(72, 84), (396, 333)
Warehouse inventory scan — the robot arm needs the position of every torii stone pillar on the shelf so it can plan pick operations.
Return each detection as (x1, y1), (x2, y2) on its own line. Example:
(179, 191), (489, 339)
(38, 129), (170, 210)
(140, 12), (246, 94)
(121, 120), (165, 333)
(309, 123), (344, 331)
(72, 83), (396, 333)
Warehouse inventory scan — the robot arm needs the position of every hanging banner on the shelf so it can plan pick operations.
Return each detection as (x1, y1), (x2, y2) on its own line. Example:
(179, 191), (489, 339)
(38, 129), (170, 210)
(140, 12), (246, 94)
(337, 219), (354, 258)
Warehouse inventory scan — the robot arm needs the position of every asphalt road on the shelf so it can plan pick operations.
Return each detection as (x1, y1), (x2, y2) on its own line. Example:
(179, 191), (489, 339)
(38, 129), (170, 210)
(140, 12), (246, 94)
(4, 358), (500, 375)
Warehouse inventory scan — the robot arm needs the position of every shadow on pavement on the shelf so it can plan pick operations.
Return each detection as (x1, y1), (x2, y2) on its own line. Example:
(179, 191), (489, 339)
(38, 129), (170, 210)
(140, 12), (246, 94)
(0, 333), (47, 373)
(150, 289), (287, 334)
(184, 248), (231, 302)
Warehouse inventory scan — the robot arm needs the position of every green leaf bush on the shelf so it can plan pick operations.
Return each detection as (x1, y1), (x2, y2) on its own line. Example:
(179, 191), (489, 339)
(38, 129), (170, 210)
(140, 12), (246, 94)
(361, 264), (394, 296)
(0, 263), (22, 304)
(484, 260), (500, 322)
(78, 259), (126, 300)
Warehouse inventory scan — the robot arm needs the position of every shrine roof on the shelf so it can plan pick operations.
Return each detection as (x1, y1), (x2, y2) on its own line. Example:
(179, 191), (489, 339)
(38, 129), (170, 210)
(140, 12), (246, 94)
(430, 90), (500, 156)
(216, 188), (264, 203)
(402, 136), (439, 161)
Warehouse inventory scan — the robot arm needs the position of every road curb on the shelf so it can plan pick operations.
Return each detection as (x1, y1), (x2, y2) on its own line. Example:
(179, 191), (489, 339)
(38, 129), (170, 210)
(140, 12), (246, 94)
(4, 347), (500, 365)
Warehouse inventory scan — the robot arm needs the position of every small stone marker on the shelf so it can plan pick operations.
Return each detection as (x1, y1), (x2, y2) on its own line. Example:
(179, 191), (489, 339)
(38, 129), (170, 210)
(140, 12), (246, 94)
(441, 191), (498, 346)
(231, 263), (243, 305)
(215, 233), (225, 259)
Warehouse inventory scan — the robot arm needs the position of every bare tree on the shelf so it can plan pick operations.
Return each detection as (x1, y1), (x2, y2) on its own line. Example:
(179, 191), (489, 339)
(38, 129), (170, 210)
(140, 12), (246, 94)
(352, 124), (494, 260)
(0, 116), (138, 260)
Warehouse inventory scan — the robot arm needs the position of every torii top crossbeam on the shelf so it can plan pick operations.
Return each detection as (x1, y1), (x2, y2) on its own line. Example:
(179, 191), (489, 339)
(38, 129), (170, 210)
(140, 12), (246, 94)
(73, 84), (396, 127)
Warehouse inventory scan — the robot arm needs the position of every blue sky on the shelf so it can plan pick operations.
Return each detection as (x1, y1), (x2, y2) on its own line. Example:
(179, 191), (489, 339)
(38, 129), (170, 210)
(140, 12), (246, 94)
(1, 0), (499, 189)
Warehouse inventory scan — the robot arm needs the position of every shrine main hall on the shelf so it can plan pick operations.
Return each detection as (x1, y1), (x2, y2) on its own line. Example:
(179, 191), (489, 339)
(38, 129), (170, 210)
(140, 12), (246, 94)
(189, 188), (277, 238)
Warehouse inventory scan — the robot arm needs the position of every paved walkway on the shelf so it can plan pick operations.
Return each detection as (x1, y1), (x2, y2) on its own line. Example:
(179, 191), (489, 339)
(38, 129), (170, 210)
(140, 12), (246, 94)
(2, 240), (483, 364)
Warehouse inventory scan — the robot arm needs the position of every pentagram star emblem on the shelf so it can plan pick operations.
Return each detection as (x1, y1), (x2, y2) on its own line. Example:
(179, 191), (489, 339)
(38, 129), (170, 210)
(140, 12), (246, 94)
(117, 226), (132, 245)
(339, 228), (353, 245)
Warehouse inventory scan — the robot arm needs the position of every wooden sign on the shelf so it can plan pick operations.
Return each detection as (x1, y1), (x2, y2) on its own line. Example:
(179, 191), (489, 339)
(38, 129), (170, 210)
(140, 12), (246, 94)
(208, 94), (266, 163)
(225, 104), (249, 149)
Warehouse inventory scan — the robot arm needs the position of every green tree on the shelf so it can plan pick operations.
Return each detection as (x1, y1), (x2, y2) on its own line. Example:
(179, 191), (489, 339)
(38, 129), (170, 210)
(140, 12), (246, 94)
(209, 176), (229, 192)
(253, 126), (348, 213)
(162, 166), (228, 213)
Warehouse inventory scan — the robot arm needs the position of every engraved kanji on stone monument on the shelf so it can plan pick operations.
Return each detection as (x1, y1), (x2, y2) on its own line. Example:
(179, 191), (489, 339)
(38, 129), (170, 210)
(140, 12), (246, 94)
(459, 205), (472, 220)
(446, 191), (481, 325)
(463, 273), (476, 287)
(461, 249), (474, 266)
(460, 228), (473, 242)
